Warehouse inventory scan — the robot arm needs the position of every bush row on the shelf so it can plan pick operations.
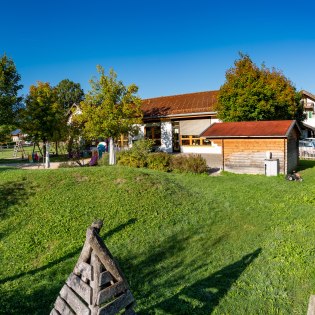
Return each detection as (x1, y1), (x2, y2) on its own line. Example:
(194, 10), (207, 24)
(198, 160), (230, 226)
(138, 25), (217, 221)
(113, 139), (208, 174)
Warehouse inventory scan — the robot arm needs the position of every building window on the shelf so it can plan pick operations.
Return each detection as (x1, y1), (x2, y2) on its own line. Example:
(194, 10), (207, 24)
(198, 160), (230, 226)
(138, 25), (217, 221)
(308, 111), (313, 119)
(145, 123), (161, 146)
(180, 135), (212, 146)
(117, 134), (129, 148)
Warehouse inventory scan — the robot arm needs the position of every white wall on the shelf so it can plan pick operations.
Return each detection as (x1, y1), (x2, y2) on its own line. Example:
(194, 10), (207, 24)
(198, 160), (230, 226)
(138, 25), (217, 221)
(180, 145), (222, 154)
(160, 121), (173, 153)
(304, 97), (315, 128)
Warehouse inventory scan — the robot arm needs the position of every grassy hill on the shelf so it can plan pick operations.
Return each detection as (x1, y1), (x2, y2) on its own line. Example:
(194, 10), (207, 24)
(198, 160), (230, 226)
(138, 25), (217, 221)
(1, 162), (315, 314)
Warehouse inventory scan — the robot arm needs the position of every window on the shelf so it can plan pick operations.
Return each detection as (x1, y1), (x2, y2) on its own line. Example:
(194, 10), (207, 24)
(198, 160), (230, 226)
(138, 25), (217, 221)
(117, 134), (129, 148)
(145, 123), (161, 145)
(180, 136), (212, 146)
(308, 111), (313, 119)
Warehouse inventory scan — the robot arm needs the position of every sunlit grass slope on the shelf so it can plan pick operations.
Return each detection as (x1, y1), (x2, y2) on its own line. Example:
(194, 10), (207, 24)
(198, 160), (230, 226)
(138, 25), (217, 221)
(1, 162), (315, 314)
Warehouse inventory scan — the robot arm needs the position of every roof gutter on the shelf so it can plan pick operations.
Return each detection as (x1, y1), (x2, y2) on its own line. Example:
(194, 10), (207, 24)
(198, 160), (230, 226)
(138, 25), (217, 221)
(144, 111), (217, 119)
(201, 135), (288, 139)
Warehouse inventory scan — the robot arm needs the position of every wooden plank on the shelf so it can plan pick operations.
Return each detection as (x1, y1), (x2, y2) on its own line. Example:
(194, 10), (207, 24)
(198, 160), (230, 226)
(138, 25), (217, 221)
(60, 284), (90, 315)
(97, 281), (128, 305)
(90, 251), (103, 314)
(98, 290), (135, 315)
(307, 295), (315, 315)
(50, 308), (61, 315)
(88, 228), (124, 282)
(74, 261), (93, 281)
(54, 296), (75, 315)
(76, 237), (93, 265)
(66, 273), (92, 304)
(99, 271), (114, 287)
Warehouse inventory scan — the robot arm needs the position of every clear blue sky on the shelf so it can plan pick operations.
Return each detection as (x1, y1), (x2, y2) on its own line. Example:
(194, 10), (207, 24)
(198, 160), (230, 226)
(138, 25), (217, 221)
(1, 0), (315, 99)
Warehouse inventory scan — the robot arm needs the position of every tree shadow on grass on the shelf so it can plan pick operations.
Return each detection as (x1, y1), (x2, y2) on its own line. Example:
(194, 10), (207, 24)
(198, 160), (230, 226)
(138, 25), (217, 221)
(0, 218), (137, 285)
(0, 282), (62, 315)
(298, 159), (315, 171)
(118, 230), (261, 315)
(146, 248), (262, 314)
(0, 179), (35, 219)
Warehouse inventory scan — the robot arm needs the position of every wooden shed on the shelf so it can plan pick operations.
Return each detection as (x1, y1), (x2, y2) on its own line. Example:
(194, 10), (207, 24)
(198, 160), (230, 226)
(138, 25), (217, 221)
(200, 120), (301, 175)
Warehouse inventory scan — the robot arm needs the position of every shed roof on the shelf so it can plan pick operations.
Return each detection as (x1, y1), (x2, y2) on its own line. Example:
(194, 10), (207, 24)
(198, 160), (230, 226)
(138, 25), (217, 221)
(141, 90), (218, 118)
(201, 120), (299, 138)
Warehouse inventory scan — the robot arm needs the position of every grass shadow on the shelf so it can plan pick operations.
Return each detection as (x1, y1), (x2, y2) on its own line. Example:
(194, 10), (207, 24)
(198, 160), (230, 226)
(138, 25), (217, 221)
(0, 218), (137, 285)
(0, 282), (62, 315)
(145, 248), (262, 314)
(0, 179), (35, 219)
(298, 159), (315, 171)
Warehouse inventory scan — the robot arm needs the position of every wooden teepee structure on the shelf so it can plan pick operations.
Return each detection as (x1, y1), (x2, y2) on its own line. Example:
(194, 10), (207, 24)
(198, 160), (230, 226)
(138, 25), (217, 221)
(50, 220), (136, 315)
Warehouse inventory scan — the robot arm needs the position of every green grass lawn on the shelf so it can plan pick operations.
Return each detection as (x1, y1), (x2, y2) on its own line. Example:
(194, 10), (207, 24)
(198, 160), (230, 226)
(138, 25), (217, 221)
(0, 146), (71, 163)
(1, 162), (315, 314)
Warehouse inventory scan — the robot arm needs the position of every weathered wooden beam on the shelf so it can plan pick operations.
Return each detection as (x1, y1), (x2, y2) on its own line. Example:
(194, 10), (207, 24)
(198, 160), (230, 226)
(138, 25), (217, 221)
(50, 308), (61, 315)
(54, 296), (75, 315)
(90, 251), (103, 315)
(74, 261), (93, 282)
(66, 273), (92, 305)
(97, 281), (128, 305)
(89, 228), (124, 282)
(99, 271), (114, 287)
(98, 290), (135, 315)
(60, 285), (90, 315)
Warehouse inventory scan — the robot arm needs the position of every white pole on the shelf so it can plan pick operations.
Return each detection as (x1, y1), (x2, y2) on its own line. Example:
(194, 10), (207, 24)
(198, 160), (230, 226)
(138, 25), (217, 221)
(109, 137), (116, 165)
(45, 142), (50, 168)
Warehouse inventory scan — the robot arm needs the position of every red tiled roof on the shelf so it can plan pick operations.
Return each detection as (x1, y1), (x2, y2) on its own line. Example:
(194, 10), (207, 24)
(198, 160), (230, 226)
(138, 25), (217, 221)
(201, 120), (298, 138)
(141, 90), (218, 118)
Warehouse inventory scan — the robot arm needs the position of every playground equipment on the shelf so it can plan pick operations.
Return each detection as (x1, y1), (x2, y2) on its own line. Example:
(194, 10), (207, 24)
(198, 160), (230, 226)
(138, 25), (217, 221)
(13, 140), (26, 158)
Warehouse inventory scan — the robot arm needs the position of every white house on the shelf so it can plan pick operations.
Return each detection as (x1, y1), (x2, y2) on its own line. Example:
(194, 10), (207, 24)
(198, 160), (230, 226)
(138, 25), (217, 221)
(301, 90), (315, 138)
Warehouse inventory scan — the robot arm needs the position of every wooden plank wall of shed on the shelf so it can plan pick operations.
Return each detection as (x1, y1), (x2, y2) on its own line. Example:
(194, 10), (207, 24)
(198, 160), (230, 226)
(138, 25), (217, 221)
(219, 139), (286, 174)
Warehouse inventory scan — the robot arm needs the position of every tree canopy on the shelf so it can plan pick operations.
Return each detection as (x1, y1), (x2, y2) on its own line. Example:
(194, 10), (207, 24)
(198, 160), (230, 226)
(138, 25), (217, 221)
(55, 79), (84, 112)
(20, 82), (65, 145)
(216, 53), (305, 122)
(0, 54), (23, 126)
(76, 66), (143, 164)
(77, 66), (142, 140)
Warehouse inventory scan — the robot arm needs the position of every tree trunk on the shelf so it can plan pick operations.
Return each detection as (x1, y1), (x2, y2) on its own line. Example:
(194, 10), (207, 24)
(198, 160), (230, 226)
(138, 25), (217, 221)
(55, 141), (59, 156)
(109, 137), (116, 165)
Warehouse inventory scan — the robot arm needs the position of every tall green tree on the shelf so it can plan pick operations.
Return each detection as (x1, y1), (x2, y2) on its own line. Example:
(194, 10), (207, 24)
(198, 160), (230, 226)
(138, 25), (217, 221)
(20, 82), (65, 156)
(76, 66), (143, 164)
(55, 79), (84, 112)
(0, 54), (23, 127)
(216, 53), (305, 122)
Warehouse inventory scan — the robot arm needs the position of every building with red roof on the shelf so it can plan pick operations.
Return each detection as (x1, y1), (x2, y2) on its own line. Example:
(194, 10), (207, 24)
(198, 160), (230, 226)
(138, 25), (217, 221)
(200, 120), (301, 174)
(139, 91), (220, 153)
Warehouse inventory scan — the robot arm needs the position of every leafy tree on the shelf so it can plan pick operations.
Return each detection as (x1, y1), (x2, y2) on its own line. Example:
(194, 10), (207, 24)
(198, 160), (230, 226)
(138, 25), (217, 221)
(0, 54), (23, 126)
(76, 66), (143, 164)
(19, 82), (65, 156)
(216, 53), (305, 122)
(55, 79), (84, 112)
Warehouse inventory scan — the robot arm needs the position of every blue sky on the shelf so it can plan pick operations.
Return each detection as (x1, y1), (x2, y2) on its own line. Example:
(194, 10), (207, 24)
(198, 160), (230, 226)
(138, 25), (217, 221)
(1, 0), (315, 99)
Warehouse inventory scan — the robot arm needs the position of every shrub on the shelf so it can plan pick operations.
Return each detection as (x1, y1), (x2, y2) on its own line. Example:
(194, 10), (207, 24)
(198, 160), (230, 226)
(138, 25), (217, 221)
(117, 150), (143, 168)
(171, 154), (208, 174)
(117, 139), (154, 168)
(147, 152), (172, 172)
(98, 153), (109, 166)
